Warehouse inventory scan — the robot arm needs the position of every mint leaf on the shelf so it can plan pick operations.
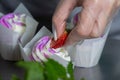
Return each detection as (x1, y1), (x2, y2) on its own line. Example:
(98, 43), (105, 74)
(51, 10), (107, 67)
(80, 78), (86, 80)
(0, 75), (2, 80)
(44, 58), (67, 80)
(25, 69), (44, 80)
(16, 59), (77, 80)
(67, 62), (74, 80)
(17, 61), (44, 80)
(11, 75), (20, 80)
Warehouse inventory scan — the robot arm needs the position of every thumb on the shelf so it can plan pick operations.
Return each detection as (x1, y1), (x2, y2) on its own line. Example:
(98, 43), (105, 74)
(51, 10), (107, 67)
(52, 0), (77, 39)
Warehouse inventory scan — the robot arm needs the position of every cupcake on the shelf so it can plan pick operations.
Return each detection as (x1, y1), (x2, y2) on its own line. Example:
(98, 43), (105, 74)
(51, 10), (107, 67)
(0, 10), (38, 60)
(28, 30), (70, 66)
(0, 13), (26, 35)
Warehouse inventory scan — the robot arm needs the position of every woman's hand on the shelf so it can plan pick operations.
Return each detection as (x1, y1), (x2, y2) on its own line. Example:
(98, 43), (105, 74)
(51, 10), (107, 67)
(52, 0), (120, 46)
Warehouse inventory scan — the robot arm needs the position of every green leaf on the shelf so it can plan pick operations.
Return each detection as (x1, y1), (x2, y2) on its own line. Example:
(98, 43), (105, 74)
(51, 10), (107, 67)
(25, 70), (44, 80)
(16, 59), (77, 80)
(0, 75), (2, 80)
(44, 58), (68, 80)
(67, 62), (74, 80)
(11, 75), (20, 80)
(80, 78), (86, 80)
(17, 61), (44, 80)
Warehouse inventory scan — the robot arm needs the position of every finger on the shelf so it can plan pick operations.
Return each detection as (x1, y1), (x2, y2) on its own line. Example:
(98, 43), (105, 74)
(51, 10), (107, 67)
(52, 0), (77, 39)
(90, 0), (116, 37)
(65, 9), (95, 46)
(65, 0), (102, 46)
(90, 12), (108, 37)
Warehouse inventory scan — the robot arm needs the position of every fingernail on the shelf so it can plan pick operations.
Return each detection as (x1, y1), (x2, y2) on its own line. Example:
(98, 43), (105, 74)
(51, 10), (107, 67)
(52, 24), (57, 40)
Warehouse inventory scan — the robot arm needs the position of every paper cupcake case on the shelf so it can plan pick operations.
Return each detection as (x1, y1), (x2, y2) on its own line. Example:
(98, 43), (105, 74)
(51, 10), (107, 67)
(19, 26), (70, 67)
(0, 3), (38, 60)
(68, 21), (112, 68)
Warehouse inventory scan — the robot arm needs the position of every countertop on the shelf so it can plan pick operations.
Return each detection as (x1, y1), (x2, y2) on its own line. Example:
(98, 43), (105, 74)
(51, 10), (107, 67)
(74, 38), (120, 80)
(0, 38), (120, 80)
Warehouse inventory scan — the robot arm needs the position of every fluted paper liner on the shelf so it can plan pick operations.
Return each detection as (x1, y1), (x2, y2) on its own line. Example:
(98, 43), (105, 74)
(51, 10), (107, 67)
(0, 3), (38, 60)
(19, 26), (70, 67)
(68, 22), (112, 68)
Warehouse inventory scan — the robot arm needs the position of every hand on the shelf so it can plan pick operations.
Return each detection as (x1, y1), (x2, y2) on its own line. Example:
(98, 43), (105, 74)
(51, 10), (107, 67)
(52, 0), (120, 46)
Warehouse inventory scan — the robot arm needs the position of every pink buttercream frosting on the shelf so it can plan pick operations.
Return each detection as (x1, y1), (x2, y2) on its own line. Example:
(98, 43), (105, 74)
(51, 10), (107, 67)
(0, 13), (26, 35)
(30, 36), (70, 62)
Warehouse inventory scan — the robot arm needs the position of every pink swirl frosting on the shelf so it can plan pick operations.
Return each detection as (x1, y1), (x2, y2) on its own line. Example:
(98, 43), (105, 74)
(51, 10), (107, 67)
(30, 36), (70, 62)
(31, 36), (56, 61)
(0, 13), (26, 34)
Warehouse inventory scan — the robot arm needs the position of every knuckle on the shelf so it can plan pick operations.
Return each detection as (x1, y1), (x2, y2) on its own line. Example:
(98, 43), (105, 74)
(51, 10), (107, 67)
(90, 31), (102, 38)
(76, 28), (90, 37)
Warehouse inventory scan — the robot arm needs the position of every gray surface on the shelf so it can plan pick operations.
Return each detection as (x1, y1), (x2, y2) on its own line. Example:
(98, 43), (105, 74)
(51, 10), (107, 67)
(0, 38), (120, 80)
(74, 38), (120, 80)
(0, 58), (25, 80)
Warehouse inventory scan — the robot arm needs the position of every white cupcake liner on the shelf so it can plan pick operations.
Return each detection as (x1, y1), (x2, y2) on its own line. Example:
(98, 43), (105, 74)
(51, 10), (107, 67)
(0, 3), (38, 60)
(68, 21), (112, 68)
(19, 26), (70, 67)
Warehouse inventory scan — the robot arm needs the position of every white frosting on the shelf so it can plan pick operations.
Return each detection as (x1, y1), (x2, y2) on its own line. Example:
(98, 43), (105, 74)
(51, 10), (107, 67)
(8, 14), (26, 35)
(31, 37), (70, 62)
